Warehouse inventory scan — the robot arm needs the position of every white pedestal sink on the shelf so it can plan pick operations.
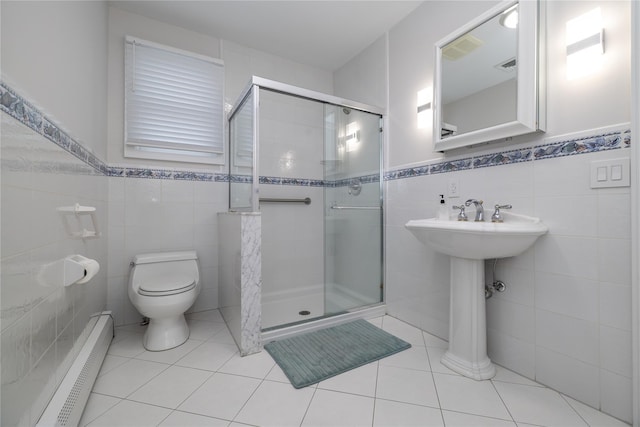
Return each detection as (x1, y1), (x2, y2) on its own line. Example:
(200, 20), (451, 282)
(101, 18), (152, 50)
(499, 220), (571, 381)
(405, 212), (548, 380)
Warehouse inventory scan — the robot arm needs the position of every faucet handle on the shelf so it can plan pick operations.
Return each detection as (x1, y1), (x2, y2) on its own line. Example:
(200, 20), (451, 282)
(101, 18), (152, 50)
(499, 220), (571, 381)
(465, 199), (483, 207)
(452, 205), (468, 221)
(491, 204), (512, 223)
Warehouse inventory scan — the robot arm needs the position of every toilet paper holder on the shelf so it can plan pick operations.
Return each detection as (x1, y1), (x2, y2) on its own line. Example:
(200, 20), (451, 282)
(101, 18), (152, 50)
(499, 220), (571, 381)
(63, 255), (100, 287)
(35, 255), (101, 287)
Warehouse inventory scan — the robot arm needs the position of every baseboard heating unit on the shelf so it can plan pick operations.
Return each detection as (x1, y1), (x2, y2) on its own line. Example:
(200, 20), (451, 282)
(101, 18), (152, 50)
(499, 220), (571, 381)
(37, 311), (114, 427)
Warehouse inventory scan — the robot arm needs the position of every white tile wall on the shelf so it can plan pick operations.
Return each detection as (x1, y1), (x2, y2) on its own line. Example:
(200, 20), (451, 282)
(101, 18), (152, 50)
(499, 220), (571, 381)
(333, 0), (633, 422)
(1, 114), (108, 425)
(107, 177), (228, 326)
(380, 147), (633, 422)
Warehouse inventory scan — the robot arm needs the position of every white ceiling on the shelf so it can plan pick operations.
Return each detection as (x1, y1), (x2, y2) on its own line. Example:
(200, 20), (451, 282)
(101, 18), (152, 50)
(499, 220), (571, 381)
(108, 1), (424, 71)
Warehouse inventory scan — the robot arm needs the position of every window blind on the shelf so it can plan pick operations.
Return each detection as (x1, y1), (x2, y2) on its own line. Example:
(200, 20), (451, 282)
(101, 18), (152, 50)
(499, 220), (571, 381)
(125, 37), (224, 164)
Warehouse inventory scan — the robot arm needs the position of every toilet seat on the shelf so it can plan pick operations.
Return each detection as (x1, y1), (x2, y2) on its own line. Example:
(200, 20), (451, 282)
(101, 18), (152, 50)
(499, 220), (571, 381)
(138, 274), (196, 297)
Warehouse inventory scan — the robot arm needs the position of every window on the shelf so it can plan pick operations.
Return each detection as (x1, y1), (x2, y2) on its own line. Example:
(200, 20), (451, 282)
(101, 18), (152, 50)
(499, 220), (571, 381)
(124, 36), (224, 164)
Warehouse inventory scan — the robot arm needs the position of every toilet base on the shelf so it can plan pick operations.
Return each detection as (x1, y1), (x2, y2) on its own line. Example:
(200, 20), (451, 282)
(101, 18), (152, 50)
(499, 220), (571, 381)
(143, 314), (189, 351)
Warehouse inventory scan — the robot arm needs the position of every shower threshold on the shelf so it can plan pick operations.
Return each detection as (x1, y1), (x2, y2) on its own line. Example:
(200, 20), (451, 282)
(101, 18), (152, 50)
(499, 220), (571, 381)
(261, 303), (386, 342)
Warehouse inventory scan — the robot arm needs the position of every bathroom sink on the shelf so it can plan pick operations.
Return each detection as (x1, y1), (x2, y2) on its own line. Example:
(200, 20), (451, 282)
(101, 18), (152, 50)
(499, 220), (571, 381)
(405, 211), (548, 260)
(405, 211), (548, 380)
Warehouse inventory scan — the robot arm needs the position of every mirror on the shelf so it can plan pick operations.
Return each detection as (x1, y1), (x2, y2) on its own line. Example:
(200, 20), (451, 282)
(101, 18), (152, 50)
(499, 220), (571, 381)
(433, 0), (544, 152)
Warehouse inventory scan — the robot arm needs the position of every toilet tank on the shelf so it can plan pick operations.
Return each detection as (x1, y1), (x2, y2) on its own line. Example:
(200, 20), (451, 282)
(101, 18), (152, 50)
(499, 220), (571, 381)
(130, 251), (200, 285)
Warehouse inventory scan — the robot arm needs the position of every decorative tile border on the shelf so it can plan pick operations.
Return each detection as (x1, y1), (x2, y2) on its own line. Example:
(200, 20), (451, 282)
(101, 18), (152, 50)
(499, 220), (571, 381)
(1, 81), (632, 187)
(1, 81), (109, 175)
(385, 128), (630, 181)
(533, 129), (629, 160)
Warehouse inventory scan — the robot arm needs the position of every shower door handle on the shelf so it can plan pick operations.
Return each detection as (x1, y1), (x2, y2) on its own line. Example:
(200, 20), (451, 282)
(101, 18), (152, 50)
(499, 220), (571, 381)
(330, 204), (381, 210)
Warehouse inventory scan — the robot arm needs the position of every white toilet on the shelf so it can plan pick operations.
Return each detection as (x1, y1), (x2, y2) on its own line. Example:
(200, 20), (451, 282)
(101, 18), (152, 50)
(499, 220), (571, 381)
(128, 251), (201, 351)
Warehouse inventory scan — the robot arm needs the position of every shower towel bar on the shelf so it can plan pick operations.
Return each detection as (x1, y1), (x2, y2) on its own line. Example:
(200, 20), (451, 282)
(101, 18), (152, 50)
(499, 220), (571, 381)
(260, 197), (311, 205)
(331, 205), (381, 210)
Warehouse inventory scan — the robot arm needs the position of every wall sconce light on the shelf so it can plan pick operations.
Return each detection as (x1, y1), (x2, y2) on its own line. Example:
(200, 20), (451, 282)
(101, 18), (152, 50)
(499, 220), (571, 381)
(417, 87), (432, 129)
(566, 7), (604, 80)
(345, 121), (360, 152)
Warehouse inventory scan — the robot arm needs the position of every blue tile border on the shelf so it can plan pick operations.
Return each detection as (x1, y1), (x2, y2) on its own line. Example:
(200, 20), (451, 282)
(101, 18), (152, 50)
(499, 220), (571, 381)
(385, 128), (630, 181)
(1, 81), (632, 186)
(1, 81), (110, 175)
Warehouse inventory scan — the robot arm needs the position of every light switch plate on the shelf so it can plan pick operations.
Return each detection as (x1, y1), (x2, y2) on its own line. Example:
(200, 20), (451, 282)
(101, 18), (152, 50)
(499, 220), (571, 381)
(590, 158), (630, 188)
(448, 178), (460, 198)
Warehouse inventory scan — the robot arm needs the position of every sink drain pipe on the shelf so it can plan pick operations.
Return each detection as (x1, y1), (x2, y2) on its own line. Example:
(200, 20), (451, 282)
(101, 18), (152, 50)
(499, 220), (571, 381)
(485, 259), (507, 299)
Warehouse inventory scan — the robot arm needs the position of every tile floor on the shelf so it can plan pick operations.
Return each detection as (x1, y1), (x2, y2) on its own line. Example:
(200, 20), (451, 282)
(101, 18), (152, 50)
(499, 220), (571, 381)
(80, 310), (629, 426)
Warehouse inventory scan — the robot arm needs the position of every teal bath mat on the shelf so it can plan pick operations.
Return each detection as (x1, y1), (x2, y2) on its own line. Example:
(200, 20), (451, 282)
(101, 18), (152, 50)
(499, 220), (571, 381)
(264, 319), (411, 389)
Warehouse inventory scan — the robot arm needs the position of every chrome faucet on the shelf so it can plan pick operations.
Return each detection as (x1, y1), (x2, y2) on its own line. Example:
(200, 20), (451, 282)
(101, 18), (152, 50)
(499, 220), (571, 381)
(452, 205), (468, 221)
(491, 204), (512, 222)
(465, 199), (485, 222)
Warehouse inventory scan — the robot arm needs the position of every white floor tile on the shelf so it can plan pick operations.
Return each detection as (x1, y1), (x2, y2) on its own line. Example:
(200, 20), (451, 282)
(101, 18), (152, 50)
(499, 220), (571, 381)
(86, 399), (172, 426)
(178, 372), (261, 420)
(375, 365), (439, 408)
(492, 366), (541, 387)
(208, 326), (238, 345)
(441, 410), (517, 426)
(107, 331), (146, 358)
(186, 309), (225, 323)
(302, 389), (375, 427)
(381, 316), (425, 346)
(219, 349), (276, 379)
(426, 346), (460, 376)
(423, 331), (448, 349)
(158, 410), (229, 426)
(187, 319), (228, 341)
(234, 380), (315, 426)
(175, 341), (238, 371)
(92, 358), (168, 398)
(265, 362), (293, 384)
(128, 365), (212, 409)
(379, 345), (431, 371)
(97, 355), (130, 378)
(318, 362), (378, 397)
(88, 314), (628, 427)
(134, 339), (203, 365)
(79, 393), (121, 426)
(373, 399), (444, 426)
(493, 381), (588, 426)
(433, 373), (511, 420)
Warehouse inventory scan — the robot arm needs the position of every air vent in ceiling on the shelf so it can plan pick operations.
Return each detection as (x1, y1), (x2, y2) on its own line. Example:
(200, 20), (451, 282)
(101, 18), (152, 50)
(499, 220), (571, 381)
(442, 34), (484, 61)
(495, 57), (517, 72)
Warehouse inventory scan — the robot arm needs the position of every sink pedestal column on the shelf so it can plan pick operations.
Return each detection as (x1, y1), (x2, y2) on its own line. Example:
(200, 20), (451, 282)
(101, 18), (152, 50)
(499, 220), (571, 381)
(441, 257), (496, 380)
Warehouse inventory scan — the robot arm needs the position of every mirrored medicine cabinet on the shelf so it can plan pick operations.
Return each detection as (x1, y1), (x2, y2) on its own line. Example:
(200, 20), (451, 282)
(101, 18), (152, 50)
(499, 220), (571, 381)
(433, 0), (545, 152)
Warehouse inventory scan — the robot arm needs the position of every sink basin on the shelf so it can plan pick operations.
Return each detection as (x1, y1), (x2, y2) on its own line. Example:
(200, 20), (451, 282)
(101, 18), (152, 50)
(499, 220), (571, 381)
(405, 211), (548, 380)
(405, 211), (548, 260)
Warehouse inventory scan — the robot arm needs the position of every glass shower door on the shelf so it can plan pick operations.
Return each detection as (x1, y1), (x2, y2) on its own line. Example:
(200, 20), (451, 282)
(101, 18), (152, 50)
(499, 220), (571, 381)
(324, 106), (383, 315)
(229, 86), (257, 211)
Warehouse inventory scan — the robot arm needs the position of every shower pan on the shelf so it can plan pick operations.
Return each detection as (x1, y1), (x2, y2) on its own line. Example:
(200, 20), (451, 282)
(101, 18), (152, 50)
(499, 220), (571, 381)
(227, 76), (385, 338)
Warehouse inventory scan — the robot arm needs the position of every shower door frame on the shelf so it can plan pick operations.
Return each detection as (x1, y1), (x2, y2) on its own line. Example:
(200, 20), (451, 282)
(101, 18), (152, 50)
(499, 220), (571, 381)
(228, 76), (387, 338)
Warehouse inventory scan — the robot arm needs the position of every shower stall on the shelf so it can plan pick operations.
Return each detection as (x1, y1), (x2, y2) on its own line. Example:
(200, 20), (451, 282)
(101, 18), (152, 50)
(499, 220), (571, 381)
(227, 77), (384, 338)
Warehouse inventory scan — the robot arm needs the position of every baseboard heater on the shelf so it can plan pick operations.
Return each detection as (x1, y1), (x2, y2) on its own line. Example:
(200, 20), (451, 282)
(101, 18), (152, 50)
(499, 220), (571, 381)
(37, 311), (114, 427)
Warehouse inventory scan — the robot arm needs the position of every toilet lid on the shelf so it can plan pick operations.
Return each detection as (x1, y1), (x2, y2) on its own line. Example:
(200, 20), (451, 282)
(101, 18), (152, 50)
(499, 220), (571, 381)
(138, 274), (196, 297)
